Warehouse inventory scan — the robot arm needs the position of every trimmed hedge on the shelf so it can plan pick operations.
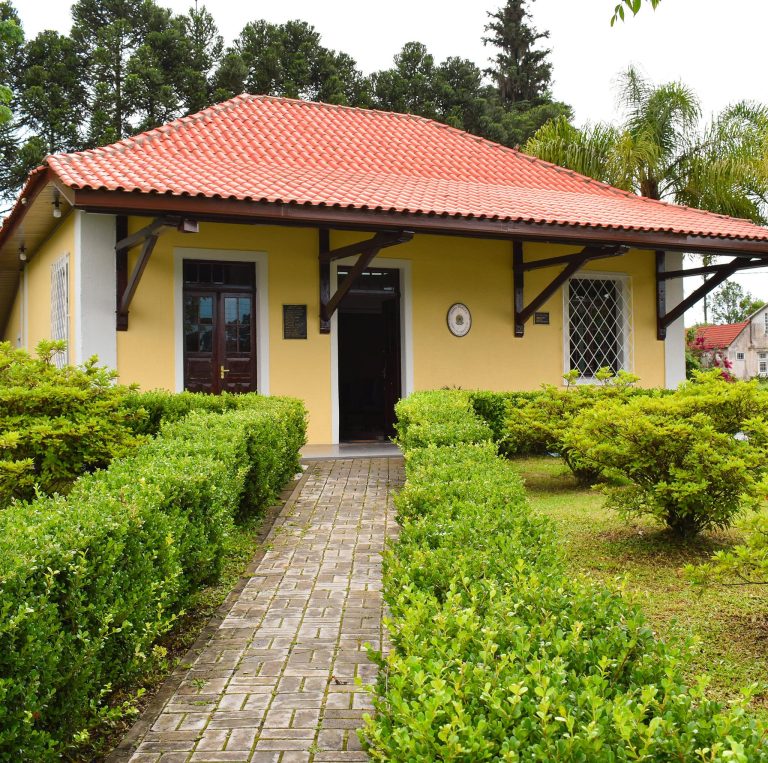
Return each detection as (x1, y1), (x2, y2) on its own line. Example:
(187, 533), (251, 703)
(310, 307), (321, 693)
(364, 392), (767, 760)
(121, 388), (279, 436)
(0, 396), (306, 759)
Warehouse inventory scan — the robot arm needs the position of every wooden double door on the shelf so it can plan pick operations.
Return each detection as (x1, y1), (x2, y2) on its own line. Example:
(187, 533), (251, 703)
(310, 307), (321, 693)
(183, 260), (257, 394)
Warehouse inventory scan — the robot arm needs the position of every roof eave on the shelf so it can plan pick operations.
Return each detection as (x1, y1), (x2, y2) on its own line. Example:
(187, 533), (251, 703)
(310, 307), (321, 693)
(70, 188), (768, 257)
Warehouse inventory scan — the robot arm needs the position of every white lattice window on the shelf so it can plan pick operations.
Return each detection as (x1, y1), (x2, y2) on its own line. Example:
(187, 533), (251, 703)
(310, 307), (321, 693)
(50, 255), (69, 368)
(760, 361), (768, 376)
(565, 274), (632, 379)
(736, 352), (745, 361)
(764, 312), (768, 335)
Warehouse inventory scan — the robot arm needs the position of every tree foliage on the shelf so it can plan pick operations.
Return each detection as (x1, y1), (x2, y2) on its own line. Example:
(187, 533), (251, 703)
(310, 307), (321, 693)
(0, 0), (570, 206)
(710, 280), (766, 324)
(611, 0), (662, 25)
(525, 66), (768, 223)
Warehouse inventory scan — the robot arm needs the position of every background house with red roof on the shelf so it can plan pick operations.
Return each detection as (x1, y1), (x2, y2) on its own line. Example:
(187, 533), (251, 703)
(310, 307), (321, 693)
(694, 305), (768, 379)
(3, 95), (768, 444)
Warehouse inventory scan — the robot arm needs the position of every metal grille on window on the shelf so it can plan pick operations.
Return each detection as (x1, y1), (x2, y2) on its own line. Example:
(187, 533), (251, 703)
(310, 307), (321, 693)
(50, 255), (69, 368)
(567, 276), (632, 378)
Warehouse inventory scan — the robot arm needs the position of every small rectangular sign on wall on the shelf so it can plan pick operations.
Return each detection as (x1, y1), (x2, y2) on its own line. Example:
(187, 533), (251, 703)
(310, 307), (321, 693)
(283, 304), (308, 339)
(534, 312), (550, 325)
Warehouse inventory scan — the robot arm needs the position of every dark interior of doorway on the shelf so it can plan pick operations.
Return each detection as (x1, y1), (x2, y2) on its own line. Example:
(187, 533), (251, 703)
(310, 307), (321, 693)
(338, 267), (401, 442)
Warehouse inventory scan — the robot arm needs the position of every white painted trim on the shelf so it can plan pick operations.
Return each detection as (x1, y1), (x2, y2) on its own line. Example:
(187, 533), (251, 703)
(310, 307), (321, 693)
(330, 256), (413, 444)
(173, 248), (269, 394)
(74, 212), (117, 369)
(72, 210), (82, 363)
(562, 270), (633, 382)
(664, 251), (686, 388)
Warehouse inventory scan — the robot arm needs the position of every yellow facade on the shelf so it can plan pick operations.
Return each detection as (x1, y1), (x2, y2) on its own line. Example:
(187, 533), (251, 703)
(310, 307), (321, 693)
(3, 214), (76, 356)
(3, 214), (667, 444)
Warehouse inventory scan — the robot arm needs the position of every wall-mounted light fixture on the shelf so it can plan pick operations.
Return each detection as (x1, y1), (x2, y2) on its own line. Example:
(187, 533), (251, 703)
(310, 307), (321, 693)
(18, 244), (26, 262)
(52, 195), (62, 218)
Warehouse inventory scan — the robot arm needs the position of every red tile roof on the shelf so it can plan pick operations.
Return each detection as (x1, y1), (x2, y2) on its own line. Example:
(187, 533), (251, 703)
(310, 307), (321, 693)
(33, 95), (768, 241)
(694, 322), (749, 350)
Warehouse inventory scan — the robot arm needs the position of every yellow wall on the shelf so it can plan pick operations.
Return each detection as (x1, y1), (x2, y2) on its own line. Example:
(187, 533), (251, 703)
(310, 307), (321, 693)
(114, 219), (664, 443)
(4, 214), (76, 354)
(3, 282), (22, 346)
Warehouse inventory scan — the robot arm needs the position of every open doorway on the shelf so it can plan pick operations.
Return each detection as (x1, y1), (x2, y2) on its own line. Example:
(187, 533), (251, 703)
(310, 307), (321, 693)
(337, 267), (401, 441)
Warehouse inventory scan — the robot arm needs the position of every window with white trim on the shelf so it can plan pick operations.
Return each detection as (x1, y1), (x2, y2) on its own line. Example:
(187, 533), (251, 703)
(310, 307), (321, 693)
(760, 361), (768, 376)
(50, 254), (69, 368)
(736, 352), (745, 361)
(760, 352), (767, 360)
(764, 312), (768, 335)
(565, 274), (632, 379)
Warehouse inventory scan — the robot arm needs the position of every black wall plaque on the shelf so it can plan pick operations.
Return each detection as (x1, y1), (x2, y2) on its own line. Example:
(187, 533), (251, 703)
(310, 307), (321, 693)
(533, 311), (550, 325)
(283, 304), (307, 339)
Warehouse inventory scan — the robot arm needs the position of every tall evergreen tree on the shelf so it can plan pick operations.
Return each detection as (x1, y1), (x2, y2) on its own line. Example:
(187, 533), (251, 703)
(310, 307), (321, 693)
(17, 31), (85, 153)
(217, 20), (367, 106)
(484, 0), (553, 106)
(179, 3), (223, 113)
(371, 42), (439, 119)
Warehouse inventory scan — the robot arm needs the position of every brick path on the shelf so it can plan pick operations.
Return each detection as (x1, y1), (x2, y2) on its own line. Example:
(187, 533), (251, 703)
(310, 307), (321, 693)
(120, 457), (403, 763)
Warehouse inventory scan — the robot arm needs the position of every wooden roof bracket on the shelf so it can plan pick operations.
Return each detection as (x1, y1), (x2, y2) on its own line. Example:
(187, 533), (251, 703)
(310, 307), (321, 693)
(655, 253), (768, 339)
(513, 241), (627, 337)
(115, 215), (198, 330)
(319, 229), (413, 333)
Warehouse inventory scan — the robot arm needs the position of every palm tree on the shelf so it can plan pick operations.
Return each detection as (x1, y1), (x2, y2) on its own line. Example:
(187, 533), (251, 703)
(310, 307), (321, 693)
(524, 66), (768, 223)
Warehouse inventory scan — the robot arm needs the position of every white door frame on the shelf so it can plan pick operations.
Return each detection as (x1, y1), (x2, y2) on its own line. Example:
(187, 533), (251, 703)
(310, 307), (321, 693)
(173, 248), (269, 394)
(330, 256), (413, 444)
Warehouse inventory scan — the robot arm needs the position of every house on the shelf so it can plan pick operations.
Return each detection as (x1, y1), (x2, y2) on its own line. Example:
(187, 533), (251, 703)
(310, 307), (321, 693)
(3, 94), (768, 444)
(695, 305), (768, 379)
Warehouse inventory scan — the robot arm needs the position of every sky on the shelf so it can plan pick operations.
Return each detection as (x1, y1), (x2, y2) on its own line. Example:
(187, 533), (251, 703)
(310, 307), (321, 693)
(13, 0), (768, 321)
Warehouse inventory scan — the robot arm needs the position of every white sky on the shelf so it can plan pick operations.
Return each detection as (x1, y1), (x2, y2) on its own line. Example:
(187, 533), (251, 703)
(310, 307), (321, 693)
(14, 0), (768, 321)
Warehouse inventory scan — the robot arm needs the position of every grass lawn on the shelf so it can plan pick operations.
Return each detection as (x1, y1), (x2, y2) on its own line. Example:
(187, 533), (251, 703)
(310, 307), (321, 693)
(515, 455), (768, 714)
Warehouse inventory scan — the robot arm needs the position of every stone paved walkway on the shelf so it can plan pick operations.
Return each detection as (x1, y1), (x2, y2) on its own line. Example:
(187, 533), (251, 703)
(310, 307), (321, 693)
(122, 457), (403, 763)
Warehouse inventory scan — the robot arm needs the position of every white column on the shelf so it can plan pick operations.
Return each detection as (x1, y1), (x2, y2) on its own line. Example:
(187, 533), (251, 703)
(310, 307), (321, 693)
(664, 251), (686, 388)
(73, 211), (117, 369)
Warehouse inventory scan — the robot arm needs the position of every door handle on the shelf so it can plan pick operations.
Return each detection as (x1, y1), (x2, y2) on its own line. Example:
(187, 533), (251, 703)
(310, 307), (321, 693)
(220, 365), (230, 379)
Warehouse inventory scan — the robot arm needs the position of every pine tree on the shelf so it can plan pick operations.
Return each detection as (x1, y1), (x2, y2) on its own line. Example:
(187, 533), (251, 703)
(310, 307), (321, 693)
(371, 42), (439, 119)
(17, 30), (85, 153)
(484, 0), (553, 106)
(179, 3), (223, 113)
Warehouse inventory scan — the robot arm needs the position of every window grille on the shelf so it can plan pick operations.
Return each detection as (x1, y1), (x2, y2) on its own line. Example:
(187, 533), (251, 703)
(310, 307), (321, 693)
(760, 353), (767, 360)
(760, 361), (768, 376)
(50, 255), (69, 368)
(764, 312), (768, 335)
(736, 352), (745, 360)
(566, 275), (632, 379)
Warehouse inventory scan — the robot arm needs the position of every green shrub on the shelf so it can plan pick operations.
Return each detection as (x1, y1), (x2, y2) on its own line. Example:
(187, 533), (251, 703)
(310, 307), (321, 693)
(364, 392), (768, 760)
(0, 399), (306, 760)
(467, 390), (540, 443)
(564, 377), (768, 537)
(394, 390), (493, 450)
(0, 341), (145, 504)
(502, 370), (641, 483)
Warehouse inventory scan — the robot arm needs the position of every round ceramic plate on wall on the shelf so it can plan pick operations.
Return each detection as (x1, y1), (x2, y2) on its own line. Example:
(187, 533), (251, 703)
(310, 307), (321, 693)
(447, 302), (472, 337)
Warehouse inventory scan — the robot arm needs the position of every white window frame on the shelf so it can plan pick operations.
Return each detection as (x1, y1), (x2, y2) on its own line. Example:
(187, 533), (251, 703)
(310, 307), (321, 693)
(764, 311), (768, 335)
(50, 254), (70, 367)
(563, 271), (633, 382)
(736, 352), (745, 361)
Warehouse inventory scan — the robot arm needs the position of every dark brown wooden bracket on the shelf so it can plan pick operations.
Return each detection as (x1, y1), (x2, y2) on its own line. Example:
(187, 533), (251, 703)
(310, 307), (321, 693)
(513, 241), (627, 337)
(116, 215), (198, 330)
(319, 229), (413, 334)
(655, 254), (768, 338)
